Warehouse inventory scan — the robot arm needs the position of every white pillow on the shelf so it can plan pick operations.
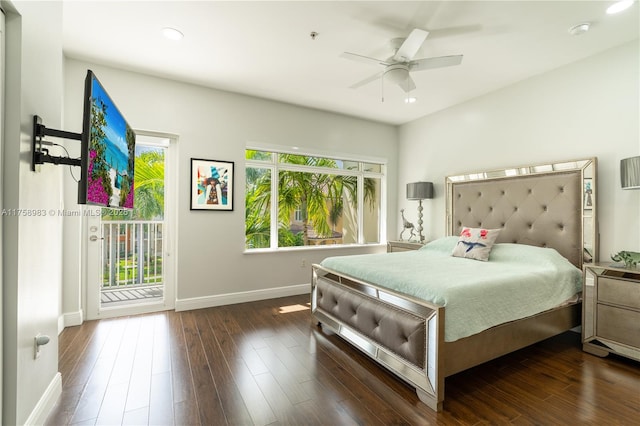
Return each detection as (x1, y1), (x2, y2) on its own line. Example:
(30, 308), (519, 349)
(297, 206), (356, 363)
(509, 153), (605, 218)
(452, 227), (501, 261)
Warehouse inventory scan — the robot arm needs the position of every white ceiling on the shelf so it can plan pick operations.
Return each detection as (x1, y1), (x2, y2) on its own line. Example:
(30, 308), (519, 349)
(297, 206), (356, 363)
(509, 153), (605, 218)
(62, 1), (639, 125)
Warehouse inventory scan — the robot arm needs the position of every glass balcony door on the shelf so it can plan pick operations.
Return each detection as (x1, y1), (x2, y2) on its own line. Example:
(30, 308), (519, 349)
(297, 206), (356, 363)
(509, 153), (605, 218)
(85, 133), (176, 319)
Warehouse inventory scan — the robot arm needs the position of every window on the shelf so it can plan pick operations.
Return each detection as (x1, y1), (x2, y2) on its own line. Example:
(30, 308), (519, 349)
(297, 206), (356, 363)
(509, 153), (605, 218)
(245, 149), (385, 249)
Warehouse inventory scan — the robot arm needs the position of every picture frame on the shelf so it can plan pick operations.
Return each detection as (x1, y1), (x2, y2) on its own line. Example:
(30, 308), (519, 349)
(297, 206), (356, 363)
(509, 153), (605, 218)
(583, 178), (594, 210)
(190, 158), (234, 211)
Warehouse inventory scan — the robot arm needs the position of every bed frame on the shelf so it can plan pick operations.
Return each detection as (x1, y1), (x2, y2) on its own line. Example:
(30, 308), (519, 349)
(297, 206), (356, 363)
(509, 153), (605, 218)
(311, 158), (597, 411)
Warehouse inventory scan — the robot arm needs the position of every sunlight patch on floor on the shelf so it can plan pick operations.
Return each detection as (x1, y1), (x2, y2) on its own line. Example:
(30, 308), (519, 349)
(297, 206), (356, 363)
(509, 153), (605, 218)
(278, 303), (310, 313)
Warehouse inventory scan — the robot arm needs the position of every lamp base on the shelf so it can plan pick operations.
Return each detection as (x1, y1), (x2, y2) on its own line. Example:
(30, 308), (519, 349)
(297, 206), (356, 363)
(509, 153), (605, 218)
(417, 200), (425, 243)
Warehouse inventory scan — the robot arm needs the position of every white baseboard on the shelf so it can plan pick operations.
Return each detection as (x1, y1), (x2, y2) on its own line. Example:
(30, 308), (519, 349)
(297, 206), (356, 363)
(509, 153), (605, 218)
(175, 283), (310, 312)
(25, 372), (61, 426)
(58, 310), (84, 334)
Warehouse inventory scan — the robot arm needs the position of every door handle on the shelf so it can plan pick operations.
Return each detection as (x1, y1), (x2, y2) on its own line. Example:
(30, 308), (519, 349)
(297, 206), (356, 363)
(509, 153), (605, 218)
(89, 235), (104, 242)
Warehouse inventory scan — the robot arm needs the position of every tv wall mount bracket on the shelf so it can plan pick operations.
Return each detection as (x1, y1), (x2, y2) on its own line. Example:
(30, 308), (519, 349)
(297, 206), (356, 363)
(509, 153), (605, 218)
(31, 115), (82, 171)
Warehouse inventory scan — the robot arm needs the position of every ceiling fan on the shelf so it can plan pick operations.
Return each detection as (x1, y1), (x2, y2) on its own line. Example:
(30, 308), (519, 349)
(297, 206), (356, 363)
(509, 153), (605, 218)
(342, 28), (463, 96)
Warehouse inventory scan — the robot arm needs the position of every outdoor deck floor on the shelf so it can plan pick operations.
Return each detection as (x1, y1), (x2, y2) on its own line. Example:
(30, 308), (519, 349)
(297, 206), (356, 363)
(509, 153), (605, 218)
(101, 286), (163, 306)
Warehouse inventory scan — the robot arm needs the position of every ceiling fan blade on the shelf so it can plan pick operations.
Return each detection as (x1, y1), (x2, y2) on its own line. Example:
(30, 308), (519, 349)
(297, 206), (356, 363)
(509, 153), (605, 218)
(409, 54), (463, 71)
(393, 28), (429, 62)
(340, 52), (390, 67)
(349, 71), (383, 89)
(398, 75), (416, 93)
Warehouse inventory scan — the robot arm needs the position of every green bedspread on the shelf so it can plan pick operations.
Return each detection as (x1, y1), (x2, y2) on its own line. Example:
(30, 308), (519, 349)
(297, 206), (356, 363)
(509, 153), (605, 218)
(320, 237), (582, 342)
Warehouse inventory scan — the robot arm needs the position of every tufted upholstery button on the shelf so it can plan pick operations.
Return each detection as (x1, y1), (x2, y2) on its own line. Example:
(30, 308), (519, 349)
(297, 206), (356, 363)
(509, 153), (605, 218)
(489, 207), (493, 211)
(478, 192), (482, 197)
(543, 205), (548, 211)
(501, 190), (505, 195)
(542, 243), (547, 247)
(560, 186), (565, 192)
(514, 207), (518, 212)
(501, 223), (505, 227)
(468, 207), (472, 212)
(528, 223), (533, 229)
(528, 189), (532, 194)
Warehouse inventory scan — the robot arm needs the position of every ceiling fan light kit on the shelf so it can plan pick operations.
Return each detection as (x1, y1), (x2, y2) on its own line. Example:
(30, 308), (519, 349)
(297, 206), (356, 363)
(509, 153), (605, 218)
(342, 28), (463, 102)
(384, 65), (413, 88)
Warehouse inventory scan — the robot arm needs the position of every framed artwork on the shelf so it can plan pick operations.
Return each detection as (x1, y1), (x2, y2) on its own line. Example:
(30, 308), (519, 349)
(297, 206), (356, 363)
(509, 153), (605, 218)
(190, 158), (234, 211)
(583, 178), (594, 210)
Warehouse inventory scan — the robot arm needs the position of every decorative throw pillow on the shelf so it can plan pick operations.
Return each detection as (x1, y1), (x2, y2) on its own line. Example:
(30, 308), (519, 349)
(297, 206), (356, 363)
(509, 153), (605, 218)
(452, 227), (501, 261)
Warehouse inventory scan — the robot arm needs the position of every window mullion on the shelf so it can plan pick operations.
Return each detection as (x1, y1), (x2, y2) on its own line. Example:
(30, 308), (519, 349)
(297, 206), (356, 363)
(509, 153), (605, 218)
(380, 164), (387, 243)
(357, 174), (364, 244)
(279, 163), (360, 177)
(271, 162), (279, 249)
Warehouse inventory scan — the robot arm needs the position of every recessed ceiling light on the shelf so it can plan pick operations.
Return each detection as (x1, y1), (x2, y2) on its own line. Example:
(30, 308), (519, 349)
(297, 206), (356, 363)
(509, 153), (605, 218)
(568, 23), (591, 36)
(162, 27), (184, 41)
(607, 0), (635, 14)
(404, 97), (417, 104)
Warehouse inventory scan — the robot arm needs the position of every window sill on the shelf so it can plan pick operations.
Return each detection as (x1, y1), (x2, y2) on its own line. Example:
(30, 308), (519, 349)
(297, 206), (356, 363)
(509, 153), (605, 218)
(243, 243), (386, 255)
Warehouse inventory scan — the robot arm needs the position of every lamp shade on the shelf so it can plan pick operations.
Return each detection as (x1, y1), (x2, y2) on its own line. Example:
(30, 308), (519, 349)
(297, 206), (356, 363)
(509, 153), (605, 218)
(406, 181), (434, 200)
(621, 156), (640, 189)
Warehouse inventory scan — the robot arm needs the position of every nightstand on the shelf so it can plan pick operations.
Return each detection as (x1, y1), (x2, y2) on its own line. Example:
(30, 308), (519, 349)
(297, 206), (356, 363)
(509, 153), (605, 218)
(583, 263), (640, 362)
(387, 240), (424, 253)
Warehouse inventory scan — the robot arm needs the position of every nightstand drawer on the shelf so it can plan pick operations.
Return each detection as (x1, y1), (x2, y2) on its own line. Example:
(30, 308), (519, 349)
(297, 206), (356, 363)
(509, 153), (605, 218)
(597, 304), (640, 348)
(598, 277), (640, 310)
(584, 263), (640, 361)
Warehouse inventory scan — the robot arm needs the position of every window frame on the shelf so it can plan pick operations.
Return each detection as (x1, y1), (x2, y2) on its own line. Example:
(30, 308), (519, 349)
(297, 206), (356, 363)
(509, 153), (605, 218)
(245, 146), (387, 250)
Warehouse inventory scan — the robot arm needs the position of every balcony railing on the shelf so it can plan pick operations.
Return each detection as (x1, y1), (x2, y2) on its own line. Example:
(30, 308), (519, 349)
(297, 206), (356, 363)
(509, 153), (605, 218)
(101, 220), (164, 305)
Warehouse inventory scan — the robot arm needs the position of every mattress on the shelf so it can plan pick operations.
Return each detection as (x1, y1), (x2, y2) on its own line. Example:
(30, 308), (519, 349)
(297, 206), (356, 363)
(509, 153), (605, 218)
(320, 237), (583, 342)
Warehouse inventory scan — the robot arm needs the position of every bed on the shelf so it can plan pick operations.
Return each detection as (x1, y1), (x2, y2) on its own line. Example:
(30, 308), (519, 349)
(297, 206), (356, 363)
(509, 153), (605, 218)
(310, 158), (598, 412)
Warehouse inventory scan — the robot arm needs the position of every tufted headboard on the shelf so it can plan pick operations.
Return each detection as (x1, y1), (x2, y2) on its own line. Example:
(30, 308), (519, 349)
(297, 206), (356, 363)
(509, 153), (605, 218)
(446, 159), (597, 269)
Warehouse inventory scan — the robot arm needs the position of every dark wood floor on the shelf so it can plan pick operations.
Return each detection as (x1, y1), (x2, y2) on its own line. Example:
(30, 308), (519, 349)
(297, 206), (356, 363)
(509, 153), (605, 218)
(46, 294), (640, 425)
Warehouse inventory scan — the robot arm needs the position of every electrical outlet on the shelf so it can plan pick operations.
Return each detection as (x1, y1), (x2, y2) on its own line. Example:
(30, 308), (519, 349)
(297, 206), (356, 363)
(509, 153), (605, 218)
(301, 259), (307, 268)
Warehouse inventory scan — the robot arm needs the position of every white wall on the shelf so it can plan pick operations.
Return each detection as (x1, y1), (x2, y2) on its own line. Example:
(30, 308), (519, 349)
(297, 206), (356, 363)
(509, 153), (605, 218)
(62, 59), (398, 312)
(2, 1), (64, 424)
(398, 41), (640, 258)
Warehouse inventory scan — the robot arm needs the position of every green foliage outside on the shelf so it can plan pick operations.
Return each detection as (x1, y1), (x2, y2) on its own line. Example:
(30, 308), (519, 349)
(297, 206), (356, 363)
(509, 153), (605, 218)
(103, 256), (163, 285)
(102, 148), (165, 221)
(101, 146), (165, 288)
(245, 151), (376, 249)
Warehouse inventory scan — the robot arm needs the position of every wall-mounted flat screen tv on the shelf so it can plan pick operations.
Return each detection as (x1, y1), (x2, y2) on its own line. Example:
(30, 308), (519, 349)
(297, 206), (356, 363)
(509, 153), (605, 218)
(78, 70), (135, 209)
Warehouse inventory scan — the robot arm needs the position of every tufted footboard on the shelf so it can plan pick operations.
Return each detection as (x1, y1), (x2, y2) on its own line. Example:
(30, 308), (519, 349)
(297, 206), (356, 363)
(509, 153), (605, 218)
(311, 265), (445, 411)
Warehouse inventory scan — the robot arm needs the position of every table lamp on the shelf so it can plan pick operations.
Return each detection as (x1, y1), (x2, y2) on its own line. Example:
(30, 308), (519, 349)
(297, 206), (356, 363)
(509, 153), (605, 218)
(406, 181), (434, 243)
(621, 156), (640, 189)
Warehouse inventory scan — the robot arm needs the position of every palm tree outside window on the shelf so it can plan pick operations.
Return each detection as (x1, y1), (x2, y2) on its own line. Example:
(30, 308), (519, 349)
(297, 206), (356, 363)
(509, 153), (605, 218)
(245, 149), (384, 249)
